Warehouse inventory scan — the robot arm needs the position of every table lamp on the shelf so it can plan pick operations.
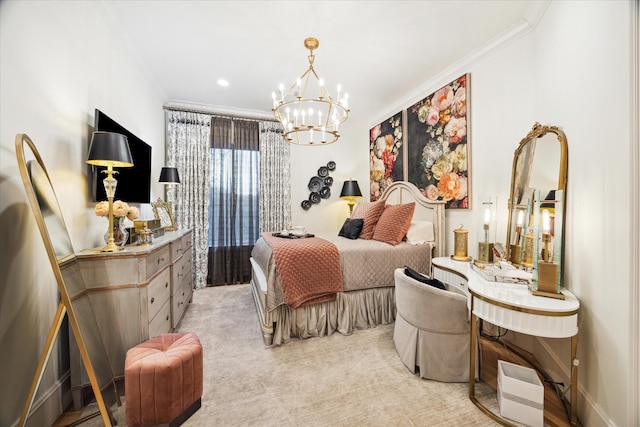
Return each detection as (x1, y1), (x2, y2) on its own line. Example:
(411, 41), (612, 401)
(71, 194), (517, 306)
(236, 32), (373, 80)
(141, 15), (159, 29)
(159, 166), (180, 186)
(86, 131), (133, 252)
(340, 179), (362, 214)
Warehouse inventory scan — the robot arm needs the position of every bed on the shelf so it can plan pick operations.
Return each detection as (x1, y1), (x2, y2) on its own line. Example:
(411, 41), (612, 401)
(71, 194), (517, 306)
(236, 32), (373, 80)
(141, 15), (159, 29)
(250, 181), (446, 346)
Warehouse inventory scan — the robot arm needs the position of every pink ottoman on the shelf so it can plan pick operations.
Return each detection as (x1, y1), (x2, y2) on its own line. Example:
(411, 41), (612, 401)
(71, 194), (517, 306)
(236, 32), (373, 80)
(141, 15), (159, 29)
(125, 333), (203, 427)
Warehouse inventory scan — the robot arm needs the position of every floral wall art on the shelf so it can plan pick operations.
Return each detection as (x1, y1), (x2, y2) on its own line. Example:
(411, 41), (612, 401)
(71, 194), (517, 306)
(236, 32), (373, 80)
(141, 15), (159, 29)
(369, 112), (404, 201)
(406, 73), (470, 208)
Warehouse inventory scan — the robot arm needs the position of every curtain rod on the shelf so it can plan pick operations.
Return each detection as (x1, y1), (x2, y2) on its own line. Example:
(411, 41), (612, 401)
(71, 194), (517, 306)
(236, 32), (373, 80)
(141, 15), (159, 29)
(163, 101), (277, 122)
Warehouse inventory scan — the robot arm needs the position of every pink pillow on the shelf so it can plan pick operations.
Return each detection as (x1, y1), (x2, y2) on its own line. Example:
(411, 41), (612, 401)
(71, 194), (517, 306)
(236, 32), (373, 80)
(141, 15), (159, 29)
(351, 200), (386, 240)
(372, 202), (416, 245)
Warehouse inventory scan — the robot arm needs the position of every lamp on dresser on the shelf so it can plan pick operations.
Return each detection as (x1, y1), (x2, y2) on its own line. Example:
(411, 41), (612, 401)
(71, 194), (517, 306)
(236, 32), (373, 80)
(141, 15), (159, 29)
(340, 179), (362, 214)
(86, 131), (133, 252)
(159, 166), (180, 186)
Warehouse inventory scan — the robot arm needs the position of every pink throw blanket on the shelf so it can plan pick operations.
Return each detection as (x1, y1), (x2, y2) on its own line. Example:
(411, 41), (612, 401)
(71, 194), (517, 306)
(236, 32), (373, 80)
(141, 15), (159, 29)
(261, 233), (343, 308)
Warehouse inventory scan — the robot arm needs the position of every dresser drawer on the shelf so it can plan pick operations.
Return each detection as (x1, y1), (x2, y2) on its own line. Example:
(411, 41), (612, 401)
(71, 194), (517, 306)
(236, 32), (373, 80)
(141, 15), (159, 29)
(145, 245), (171, 279)
(147, 268), (171, 321)
(149, 299), (171, 338)
(171, 251), (192, 289)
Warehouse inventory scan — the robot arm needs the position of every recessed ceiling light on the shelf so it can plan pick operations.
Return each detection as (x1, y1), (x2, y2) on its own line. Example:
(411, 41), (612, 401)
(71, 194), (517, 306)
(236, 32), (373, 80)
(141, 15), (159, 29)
(217, 78), (229, 87)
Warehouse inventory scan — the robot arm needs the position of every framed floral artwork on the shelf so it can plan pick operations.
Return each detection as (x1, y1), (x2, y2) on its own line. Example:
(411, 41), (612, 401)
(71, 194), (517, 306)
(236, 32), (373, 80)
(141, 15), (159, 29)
(406, 73), (470, 208)
(369, 112), (404, 201)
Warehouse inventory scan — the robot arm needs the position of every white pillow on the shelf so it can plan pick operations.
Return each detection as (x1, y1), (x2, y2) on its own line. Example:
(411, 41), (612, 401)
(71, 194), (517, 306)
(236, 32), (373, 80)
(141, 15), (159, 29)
(405, 221), (435, 245)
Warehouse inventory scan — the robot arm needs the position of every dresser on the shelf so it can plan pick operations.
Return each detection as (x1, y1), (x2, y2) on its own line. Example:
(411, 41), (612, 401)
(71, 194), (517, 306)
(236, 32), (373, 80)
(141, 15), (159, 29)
(71, 229), (193, 403)
(432, 257), (580, 426)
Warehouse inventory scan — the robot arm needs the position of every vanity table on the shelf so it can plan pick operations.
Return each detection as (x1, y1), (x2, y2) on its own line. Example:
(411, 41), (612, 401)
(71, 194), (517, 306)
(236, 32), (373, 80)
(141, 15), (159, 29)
(432, 256), (580, 426)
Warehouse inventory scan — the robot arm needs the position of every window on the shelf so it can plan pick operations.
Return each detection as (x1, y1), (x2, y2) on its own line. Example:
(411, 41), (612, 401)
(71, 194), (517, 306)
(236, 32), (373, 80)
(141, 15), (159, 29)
(207, 118), (260, 285)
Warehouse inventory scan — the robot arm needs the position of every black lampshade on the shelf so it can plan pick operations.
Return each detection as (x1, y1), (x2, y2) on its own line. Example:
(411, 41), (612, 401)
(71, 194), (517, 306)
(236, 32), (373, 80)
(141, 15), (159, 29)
(86, 131), (134, 167)
(159, 167), (180, 184)
(340, 180), (362, 198)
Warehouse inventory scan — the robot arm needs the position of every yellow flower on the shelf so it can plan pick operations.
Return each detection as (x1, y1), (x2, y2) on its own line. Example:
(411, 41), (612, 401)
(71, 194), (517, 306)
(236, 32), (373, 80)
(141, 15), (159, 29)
(112, 200), (129, 217)
(127, 206), (140, 221)
(94, 201), (109, 217)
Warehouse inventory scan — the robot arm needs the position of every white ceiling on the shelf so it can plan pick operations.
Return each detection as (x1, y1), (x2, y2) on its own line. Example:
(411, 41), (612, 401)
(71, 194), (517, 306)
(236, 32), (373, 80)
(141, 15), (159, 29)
(102, 0), (536, 123)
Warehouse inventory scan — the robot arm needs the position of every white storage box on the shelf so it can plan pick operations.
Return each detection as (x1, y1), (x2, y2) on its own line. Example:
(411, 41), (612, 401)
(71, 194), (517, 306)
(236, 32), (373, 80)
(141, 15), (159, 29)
(497, 360), (544, 427)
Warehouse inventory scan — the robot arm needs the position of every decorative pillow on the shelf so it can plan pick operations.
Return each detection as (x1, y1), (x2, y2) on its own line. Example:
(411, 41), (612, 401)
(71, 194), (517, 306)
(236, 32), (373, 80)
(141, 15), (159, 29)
(404, 266), (446, 290)
(372, 202), (415, 246)
(405, 221), (435, 245)
(351, 200), (386, 240)
(338, 218), (364, 240)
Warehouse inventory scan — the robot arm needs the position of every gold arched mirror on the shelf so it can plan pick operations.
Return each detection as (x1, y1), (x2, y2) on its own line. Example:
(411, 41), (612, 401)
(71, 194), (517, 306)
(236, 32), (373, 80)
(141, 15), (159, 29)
(16, 134), (120, 426)
(505, 123), (568, 277)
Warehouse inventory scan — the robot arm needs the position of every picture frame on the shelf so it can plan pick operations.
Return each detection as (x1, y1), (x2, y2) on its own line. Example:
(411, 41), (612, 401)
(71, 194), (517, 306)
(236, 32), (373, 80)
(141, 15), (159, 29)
(406, 73), (471, 209)
(152, 197), (177, 231)
(369, 112), (404, 201)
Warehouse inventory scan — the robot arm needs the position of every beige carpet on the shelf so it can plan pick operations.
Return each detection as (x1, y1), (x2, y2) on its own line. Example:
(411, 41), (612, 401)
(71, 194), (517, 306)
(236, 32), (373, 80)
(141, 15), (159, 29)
(167, 284), (500, 427)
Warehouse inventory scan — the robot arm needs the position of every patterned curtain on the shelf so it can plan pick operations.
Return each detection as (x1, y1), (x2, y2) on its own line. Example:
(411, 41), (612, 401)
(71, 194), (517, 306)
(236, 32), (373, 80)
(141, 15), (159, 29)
(259, 121), (291, 232)
(165, 110), (211, 289)
(209, 117), (260, 286)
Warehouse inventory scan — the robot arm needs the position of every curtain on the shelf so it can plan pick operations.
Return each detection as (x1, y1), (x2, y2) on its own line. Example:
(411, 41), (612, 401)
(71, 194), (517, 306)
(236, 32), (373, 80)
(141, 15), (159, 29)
(165, 110), (211, 289)
(259, 121), (291, 232)
(209, 118), (260, 286)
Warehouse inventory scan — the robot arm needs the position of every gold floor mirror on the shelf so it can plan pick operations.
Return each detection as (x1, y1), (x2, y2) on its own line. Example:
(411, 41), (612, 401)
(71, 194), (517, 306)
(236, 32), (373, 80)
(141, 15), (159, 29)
(16, 134), (120, 426)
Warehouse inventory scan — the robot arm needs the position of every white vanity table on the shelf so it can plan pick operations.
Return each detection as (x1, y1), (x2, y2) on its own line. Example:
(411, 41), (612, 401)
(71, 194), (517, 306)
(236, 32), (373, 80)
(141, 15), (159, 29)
(432, 256), (580, 426)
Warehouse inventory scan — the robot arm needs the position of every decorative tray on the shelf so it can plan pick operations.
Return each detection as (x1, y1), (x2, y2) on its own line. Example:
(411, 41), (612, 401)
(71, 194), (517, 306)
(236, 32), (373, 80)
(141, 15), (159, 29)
(272, 232), (315, 239)
(471, 262), (532, 285)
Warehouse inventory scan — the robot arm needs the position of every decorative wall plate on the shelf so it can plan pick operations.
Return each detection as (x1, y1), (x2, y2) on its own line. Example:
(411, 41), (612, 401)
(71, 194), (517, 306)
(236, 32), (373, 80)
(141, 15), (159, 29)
(302, 161), (336, 210)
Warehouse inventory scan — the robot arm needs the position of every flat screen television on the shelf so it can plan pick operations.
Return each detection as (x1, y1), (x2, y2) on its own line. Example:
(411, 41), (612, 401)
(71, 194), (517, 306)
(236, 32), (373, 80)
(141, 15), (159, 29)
(91, 109), (152, 203)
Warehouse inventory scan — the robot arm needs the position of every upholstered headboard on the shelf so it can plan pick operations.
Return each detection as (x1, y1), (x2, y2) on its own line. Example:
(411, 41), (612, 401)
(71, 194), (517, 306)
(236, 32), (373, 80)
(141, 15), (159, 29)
(380, 181), (446, 258)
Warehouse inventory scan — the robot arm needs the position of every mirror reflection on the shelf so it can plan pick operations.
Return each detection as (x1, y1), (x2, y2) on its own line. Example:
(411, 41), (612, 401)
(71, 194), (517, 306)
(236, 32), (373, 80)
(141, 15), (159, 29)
(16, 134), (120, 426)
(505, 123), (568, 271)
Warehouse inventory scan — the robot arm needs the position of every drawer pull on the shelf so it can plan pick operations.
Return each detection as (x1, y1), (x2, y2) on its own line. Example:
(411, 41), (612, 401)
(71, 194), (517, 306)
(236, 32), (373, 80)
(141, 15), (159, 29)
(165, 282), (169, 288)
(157, 257), (165, 265)
(150, 297), (155, 304)
(166, 315), (170, 321)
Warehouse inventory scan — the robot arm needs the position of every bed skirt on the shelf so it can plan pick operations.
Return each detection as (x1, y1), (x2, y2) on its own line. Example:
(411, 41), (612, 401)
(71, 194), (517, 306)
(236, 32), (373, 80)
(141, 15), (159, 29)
(251, 272), (396, 346)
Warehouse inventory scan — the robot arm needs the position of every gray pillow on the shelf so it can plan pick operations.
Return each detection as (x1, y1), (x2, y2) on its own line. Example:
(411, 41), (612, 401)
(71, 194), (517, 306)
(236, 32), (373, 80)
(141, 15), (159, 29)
(338, 218), (364, 239)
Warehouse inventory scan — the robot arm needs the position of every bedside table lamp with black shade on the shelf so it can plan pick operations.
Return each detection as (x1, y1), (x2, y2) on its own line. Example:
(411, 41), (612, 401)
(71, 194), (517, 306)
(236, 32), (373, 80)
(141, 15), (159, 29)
(340, 179), (362, 214)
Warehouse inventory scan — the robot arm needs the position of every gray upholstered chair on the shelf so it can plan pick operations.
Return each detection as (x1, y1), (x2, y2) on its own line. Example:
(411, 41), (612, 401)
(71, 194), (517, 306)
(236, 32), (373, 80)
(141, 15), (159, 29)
(393, 268), (471, 382)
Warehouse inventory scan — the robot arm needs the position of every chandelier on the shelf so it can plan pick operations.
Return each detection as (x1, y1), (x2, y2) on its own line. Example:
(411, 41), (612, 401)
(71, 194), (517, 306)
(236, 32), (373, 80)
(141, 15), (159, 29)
(271, 38), (349, 145)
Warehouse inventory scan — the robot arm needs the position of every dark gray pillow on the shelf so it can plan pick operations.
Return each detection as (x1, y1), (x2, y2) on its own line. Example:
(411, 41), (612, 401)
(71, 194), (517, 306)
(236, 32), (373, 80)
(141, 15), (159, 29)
(338, 218), (364, 239)
(404, 266), (446, 290)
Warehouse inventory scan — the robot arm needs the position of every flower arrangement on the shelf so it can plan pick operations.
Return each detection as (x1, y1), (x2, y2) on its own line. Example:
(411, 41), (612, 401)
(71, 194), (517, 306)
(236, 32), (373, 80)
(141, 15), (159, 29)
(95, 200), (140, 222)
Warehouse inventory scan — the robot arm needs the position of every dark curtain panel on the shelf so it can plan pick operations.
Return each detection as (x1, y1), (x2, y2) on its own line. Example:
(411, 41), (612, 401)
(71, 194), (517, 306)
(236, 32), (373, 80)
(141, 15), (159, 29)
(208, 117), (260, 286)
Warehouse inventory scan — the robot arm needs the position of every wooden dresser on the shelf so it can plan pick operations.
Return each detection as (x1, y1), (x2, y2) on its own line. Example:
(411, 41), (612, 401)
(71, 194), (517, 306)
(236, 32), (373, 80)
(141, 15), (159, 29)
(72, 229), (193, 389)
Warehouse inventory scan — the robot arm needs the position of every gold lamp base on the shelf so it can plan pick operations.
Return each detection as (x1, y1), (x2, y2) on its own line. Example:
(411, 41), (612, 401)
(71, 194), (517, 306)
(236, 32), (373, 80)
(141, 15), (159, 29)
(509, 244), (521, 266)
(531, 261), (565, 299)
(477, 242), (494, 263)
(100, 242), (121, 253)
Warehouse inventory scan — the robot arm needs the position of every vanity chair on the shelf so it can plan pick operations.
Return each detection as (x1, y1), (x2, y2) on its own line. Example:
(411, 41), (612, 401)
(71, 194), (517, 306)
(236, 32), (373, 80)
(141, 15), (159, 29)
(393, 268), (470, 382)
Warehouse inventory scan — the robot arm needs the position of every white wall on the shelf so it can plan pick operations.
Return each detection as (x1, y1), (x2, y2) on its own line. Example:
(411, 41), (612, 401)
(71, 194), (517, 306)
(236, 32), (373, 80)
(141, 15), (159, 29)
(290, 1), (635, 425)
(535, 2), (631, 425)
(0, 1), (165, 425)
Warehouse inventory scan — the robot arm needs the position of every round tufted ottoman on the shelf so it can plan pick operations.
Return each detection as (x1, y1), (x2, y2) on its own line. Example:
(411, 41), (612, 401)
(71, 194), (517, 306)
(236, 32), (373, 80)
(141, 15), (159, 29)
(125, 332), (203, 427)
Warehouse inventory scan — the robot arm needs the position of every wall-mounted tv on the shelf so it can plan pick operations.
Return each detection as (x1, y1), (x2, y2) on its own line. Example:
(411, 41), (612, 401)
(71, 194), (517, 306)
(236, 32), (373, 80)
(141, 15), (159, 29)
(91, 109), (152, 203)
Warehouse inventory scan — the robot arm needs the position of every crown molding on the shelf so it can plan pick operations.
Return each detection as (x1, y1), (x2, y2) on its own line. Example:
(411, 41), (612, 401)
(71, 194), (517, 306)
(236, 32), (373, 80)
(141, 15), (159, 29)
(163, 100), (274, 121)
